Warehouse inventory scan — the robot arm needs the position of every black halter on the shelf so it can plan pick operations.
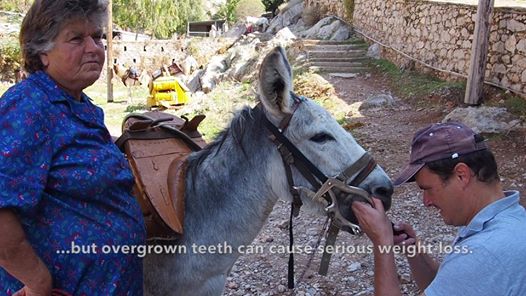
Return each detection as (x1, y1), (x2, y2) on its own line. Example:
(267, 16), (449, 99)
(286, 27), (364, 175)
(256, 92), (378, 288)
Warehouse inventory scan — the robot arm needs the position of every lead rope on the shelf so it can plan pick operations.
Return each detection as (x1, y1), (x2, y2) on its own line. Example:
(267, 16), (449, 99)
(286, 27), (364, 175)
(297, 217), (330, 282)
(279, 143), (303, 289)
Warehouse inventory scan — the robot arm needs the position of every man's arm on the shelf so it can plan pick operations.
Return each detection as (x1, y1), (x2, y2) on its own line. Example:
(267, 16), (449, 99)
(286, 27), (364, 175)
(392, 223), (440, 291)
(407, 248), (440, 291)
(353, 199), (402, 296)
(371, 248), (434, 296)
(372, 243), (402, 296)
(0, 209), (52, 295)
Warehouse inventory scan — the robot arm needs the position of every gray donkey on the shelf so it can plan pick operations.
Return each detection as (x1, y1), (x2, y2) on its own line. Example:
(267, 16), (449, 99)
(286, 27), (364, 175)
(144, 47), (393, 295)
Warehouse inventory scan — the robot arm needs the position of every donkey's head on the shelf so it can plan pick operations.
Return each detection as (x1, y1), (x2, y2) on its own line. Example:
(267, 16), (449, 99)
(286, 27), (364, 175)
(258, 47), (393, 232)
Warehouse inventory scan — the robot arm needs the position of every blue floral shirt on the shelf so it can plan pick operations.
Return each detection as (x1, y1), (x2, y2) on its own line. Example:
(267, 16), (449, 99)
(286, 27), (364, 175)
(0, 71), (145, 295)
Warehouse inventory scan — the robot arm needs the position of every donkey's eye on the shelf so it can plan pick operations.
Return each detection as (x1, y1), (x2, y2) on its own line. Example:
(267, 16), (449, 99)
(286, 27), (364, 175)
(310, 133), (334, 143)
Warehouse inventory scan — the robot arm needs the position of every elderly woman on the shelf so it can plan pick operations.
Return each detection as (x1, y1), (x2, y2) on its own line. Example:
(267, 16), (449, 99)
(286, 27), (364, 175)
(0, 0), (145, 295)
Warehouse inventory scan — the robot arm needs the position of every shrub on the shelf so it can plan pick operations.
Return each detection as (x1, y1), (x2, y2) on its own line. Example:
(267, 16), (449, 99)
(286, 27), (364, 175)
(235, 0), (265, 20)
(0, 0), (31, 13)
(504, 94), (526, 118)
(343, 0), (355, 22)
(261, 0), (284, 15)
(0, 38), (22, 81)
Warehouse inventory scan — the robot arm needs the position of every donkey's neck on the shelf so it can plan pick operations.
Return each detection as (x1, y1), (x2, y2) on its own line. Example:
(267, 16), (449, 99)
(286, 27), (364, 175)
(183, 107), (287, 248)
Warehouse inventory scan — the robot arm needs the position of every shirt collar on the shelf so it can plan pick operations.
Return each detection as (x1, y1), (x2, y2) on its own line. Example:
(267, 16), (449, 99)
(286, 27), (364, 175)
(28, 71), (90, 103)
(456, 190), (520, 242)
(27, 71), (104, 127)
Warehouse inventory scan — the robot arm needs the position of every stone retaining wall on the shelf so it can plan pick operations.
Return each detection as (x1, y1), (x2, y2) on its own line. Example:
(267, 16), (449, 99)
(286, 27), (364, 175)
(304, 0), (346, 20)
(305, 0), (526, 96)
(105, 39), (186, 70)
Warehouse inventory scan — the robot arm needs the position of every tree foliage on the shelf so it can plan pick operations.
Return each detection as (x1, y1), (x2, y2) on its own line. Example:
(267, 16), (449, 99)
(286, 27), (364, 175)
(0, 0), (31, 13)
(113, 0), (204, 39)
(214, 0), (241, 24)
(0, 0), (205, 39)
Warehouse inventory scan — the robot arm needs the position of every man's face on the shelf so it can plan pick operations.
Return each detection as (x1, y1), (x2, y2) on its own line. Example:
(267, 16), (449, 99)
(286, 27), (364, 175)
(40, 19), (105, 99)
(415, 167), (465, 226)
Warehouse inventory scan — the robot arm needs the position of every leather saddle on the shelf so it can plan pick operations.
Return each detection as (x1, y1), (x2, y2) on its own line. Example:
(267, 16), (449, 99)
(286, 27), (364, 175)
(116, 111), (206, 240)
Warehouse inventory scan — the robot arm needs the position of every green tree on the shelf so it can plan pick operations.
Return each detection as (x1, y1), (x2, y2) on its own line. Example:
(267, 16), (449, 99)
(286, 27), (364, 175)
(113, 0), (204, 39)
(214, 0), (241, 24)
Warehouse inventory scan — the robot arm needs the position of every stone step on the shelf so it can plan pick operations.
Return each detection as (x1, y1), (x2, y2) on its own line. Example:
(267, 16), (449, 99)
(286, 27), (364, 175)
(302, 38), (371, 74)
(307, 56), (370, 63)
(307, 61), (366, 68)
(304, 43), (368, 51)
(309, 65), (370, 73)
(302, 38), (365, 45)
(328, 73), (361, 78)
(306, 49), (367, 59)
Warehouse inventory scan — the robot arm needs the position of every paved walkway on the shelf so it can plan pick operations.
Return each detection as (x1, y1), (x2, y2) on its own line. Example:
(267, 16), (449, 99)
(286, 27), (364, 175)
(429, 0), (526, 8)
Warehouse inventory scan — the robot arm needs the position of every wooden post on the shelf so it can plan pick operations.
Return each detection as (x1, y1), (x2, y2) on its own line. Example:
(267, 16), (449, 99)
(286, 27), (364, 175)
(464, 0), (494, 105)
(106, 0), (114, 103)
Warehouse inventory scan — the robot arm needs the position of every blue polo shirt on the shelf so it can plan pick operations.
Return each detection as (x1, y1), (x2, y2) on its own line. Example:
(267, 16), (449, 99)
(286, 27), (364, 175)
(426, 191), (526, 295)
(0, 71), (145, 295)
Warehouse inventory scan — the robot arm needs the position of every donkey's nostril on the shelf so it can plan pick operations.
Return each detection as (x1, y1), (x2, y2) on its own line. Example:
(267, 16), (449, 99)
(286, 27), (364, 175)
(372, 184), (394, 211)
(373, 185), (393, 199)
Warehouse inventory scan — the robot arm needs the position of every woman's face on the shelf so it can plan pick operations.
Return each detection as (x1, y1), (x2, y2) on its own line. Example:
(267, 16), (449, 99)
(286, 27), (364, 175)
(40, 19), (105, 99)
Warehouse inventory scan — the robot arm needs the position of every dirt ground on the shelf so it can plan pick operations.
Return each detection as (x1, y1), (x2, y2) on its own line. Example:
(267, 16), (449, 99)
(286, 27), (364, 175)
(222, 72), (526, 295)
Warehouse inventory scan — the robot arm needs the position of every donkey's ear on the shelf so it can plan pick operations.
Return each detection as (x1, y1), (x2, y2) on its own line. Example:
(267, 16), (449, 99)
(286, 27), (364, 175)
(258, 46), (294, 121)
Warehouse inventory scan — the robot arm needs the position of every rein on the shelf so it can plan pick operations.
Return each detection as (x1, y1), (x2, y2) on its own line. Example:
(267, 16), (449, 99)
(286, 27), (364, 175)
(257, 92), (378, 288)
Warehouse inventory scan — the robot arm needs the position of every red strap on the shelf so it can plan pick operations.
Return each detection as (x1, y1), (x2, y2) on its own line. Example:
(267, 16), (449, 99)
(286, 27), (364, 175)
(52, 289), (72, 296)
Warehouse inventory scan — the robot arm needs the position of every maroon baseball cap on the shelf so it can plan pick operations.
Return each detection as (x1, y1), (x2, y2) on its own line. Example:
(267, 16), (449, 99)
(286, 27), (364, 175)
(393, 122), (489, 186)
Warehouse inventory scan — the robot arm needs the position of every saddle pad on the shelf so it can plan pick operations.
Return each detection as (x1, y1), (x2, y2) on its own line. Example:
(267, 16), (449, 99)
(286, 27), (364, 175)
(125, 137), (190, 236)
(119, 111), (206, 239)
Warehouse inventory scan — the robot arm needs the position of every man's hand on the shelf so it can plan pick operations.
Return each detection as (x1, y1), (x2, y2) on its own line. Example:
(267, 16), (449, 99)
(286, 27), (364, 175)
(392, 222), (417, 246)
(352, 197), (393, 246)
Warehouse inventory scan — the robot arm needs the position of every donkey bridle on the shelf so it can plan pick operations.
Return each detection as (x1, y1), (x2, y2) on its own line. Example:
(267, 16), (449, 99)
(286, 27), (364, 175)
(258, 93), (377, 233)
(257, 92), (378, 288)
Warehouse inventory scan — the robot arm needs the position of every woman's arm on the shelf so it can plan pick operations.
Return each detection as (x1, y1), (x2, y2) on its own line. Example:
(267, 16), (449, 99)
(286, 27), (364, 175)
(0, 209), (52, 295)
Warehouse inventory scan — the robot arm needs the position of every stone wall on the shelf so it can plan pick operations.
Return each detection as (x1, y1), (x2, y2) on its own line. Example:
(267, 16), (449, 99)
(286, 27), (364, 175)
(304, 0), (346, 20)
(305, 0), (526, 96)
(104, 39), (186, 70)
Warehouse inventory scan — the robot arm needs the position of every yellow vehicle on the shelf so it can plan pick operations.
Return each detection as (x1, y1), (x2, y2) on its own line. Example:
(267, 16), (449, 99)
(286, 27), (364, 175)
(147, 76), (190, 109)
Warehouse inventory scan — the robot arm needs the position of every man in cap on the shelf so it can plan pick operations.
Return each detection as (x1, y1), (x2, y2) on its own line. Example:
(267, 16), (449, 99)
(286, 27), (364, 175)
(352, 122), (526, 295)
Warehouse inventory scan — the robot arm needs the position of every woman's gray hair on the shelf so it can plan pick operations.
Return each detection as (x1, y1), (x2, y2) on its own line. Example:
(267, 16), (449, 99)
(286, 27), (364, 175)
(20, 0), (108, 73)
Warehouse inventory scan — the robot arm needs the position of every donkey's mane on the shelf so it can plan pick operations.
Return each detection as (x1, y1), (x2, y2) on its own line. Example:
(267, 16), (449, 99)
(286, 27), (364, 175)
(189, 105), (265, 177)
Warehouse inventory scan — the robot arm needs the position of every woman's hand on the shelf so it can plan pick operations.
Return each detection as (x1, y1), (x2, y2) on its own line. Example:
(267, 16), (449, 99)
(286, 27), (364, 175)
(10, 253), (52, 296)
(13, 281), (52, 296)
(0, 209), (52, 296)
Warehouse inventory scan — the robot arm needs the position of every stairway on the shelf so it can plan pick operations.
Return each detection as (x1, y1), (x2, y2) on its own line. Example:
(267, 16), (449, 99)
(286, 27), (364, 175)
(302, 38), (371, 75)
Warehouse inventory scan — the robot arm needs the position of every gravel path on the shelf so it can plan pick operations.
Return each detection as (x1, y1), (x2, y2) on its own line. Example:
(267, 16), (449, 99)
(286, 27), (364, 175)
(222, 73), (526, 296)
